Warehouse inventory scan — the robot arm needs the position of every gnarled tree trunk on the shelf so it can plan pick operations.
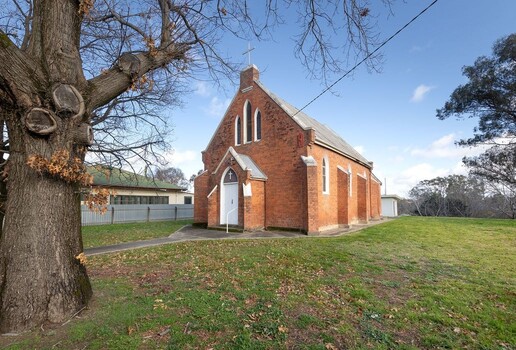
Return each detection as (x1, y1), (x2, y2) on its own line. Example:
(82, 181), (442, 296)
(0, 0), (94, 333)
(0, 147), (91, 332)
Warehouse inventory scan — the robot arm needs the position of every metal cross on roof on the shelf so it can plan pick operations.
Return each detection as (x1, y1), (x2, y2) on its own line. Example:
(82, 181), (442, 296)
(243, 42), (255, 65)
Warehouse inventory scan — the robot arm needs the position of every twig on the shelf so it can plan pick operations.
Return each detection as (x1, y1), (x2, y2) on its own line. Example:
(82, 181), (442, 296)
(159, 327), (171, 336)
(183, 322), (191, 334)
(61, 306), (87, 326)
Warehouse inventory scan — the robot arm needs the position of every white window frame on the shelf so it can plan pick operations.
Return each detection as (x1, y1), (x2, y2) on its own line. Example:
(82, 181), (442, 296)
(322, 156), (330, 194)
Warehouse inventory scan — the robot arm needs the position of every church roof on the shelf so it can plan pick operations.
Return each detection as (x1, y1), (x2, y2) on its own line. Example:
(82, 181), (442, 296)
(238, 154), (267, 180)
(255, 81), (372, 168)
(212, 147), (268, 180)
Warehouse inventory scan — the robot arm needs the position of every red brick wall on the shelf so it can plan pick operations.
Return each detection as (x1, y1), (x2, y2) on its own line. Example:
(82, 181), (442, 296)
(193, 172), (208, 224)
(357, 175), (368, 222)
(310, 145), (374, 228)
(243, 179), (266, 230)
(305, 163), (319, 234)
(369, 180), (381, 219)
(207, 185), (219, 227)
(337, 169), (349, 226)
(202, 76), (310, 230)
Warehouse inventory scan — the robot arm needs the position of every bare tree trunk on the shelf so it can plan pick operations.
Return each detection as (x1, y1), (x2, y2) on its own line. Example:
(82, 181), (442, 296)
(0, 152), (91, 332)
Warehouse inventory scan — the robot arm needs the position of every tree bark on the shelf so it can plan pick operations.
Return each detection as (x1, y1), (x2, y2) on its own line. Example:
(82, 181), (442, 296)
(0, 153), (91, 332)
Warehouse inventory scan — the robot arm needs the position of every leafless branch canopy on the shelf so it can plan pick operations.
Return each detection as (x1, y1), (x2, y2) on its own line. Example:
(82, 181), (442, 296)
(0, 0), (393, 170)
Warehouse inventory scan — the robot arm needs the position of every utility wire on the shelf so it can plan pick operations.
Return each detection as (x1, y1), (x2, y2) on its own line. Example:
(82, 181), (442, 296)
(292, 0), (440, 117)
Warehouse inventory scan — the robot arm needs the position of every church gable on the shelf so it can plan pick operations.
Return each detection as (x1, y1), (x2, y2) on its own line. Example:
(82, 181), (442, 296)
(202, 66), (308, 172)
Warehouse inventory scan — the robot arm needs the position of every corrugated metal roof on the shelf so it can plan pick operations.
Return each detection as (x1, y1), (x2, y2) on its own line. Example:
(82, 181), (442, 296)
(88, 166), (186, 191)
(238, 154), (267, 180)
(256, 81), (372, 167)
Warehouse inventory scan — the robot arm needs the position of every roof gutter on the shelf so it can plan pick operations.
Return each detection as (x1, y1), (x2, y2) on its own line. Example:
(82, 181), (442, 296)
(314, 139), (373, 169)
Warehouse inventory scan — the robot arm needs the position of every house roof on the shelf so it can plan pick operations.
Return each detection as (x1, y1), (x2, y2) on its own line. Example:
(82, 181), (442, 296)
(88, 166), (186, 191)
(255, 81), (373, 168)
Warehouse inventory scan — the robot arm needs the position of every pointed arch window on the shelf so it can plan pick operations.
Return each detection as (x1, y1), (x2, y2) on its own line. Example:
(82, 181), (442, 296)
(255, 110), (262, 141)
(235, 116), (242, 145)
(245, 100), (252, 143)
(322, 157), (329, 194)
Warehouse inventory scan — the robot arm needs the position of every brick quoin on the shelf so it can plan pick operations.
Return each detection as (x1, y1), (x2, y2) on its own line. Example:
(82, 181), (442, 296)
(194, 65), (382, 234)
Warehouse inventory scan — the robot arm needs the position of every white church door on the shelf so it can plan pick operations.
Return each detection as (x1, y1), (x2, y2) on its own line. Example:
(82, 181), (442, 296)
(221, 168), (239, 225)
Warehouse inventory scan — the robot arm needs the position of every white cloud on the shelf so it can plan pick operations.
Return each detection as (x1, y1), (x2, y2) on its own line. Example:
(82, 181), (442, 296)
(163, 149), (203, 179)
(390, 155), (405, 164)
(194, 81), (211, 97)
(410, 84), (434, 102)
(410, 133), (488, 159)
(383, 162), (451, 197)
(167, 149), (197, 165)
(203, 97), (231, 118)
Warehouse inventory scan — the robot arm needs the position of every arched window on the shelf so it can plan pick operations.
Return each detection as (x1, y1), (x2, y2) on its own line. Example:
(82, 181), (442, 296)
(235, 116), (241, 145)
(255, 110), (262, 141)
(245, 100), (252, 143)
(322, 157), (329, 194)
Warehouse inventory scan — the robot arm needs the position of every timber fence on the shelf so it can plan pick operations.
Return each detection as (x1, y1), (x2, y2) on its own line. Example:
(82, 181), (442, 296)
(81, 204), (194, 226)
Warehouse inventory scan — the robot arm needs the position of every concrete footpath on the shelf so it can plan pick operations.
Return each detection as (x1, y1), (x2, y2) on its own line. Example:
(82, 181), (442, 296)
(85, 219), (391, 256)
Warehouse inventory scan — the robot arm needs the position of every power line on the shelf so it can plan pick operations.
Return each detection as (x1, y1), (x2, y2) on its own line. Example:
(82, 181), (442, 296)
(292, 0), (440, 117)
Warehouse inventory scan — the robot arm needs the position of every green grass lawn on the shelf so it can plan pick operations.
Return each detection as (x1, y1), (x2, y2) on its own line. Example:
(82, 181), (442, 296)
(2, 217), (515, 349)
(82, 220), (192, 248)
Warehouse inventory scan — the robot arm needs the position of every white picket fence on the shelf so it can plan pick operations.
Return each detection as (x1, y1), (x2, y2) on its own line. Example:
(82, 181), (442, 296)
(81, 204), (194, 226)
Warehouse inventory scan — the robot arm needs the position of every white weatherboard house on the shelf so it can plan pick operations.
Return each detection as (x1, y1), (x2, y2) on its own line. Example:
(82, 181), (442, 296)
(381, 194), (402, 217)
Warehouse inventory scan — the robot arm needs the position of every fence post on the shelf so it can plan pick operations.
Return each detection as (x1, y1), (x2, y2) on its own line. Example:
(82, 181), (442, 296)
(111, 206), (115, 224)
(147, 206), (150, 222)
(174, 206), (178, 221)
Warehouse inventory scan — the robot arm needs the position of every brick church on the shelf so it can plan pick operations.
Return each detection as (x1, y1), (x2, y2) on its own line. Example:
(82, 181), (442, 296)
(194, 65), (382, 234)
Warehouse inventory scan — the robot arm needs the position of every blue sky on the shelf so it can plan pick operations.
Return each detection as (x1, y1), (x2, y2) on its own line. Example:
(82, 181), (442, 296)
(164, 0), (516, 196)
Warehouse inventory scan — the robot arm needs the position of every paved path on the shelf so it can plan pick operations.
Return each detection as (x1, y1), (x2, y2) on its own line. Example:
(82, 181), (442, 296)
(85, 219), (392, 256)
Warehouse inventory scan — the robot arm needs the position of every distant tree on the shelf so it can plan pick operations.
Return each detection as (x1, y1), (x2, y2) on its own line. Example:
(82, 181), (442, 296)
(189, 170), (204, 186)
(436, 34), (516, 148)
(409, 175), (483, 217)
(408, 174), (515, 219)
(484, 186), (516, 219)
(463, 144), (516, 187)
(154, 167), (189, 189)
(409, 177), (447, 217)
(397, 198), (415, 216)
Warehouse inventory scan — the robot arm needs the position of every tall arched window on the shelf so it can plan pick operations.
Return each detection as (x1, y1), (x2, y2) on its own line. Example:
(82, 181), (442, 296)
(322, 157), (329, 194)
(255, 110), (262, 141)
(245, 100), (252, 143)
(235, 116), (241, 145)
